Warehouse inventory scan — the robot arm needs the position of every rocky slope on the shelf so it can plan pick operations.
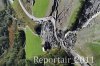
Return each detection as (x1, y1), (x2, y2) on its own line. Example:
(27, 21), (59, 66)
(72, 0), (100, 30)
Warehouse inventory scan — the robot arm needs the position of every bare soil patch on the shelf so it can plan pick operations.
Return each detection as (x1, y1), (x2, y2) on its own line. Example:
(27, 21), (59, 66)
(8, 24), (14, 48)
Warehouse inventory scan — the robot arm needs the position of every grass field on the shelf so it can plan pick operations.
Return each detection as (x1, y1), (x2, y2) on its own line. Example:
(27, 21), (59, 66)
(75, 41), (100, 66)
(68, 0), (84, 28)
(12, 0), (44, 59)
(87, 42), (100, 66)
(25, 26), (43, 59)
(32, 0), (49, 17)
(75, 14), (100, 66)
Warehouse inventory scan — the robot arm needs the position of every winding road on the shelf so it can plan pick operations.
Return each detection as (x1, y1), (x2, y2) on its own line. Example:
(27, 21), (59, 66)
(82, 11), (100, 28)
(19, 0), (53, 23)
(18, 0), (59, 42)
(18, 0), (93, 66)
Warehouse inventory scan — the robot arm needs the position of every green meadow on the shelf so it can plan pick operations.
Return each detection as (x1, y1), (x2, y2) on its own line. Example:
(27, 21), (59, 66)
(87, 41), (100, 66)
(25, 26), (43, 59)
(68, 0), (84, 29)
(32, 0), (49, 17)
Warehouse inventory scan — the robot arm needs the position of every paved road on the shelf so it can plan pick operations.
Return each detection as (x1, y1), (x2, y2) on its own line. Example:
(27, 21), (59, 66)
(19, 0), (91, 66)
(18, 0), (59, 41)
(82, 11), (100, 28)
(60, 39), (90, 66)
